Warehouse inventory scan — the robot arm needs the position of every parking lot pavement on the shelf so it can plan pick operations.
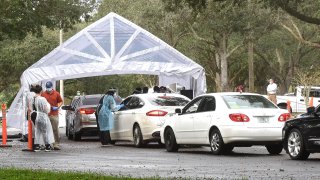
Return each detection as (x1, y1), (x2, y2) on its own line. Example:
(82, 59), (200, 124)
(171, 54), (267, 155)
(0, 127), (320, 179)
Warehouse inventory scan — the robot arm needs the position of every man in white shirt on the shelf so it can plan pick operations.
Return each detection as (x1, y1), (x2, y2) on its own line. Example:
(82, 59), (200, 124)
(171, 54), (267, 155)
(267, 79), (277, 104)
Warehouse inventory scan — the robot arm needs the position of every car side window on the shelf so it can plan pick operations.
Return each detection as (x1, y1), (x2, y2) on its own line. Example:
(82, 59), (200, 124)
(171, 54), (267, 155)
(127, 97), (144, 109)
(183, 97), (203, 114)
(119, 97), (132, 111)
(71, 98), (80, 109)
(198, 97), (216, 112)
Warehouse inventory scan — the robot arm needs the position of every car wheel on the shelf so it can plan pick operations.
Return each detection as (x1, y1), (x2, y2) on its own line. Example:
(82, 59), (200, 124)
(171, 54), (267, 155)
(67, 124), (73, 140)
(209, 129), (226, 155)
(65, 122), (69, 137)
(164, 128), (179, 152)
(133, 125), (144, 148)
(286, 129), (310, 160)
(266, 144), (283, 155)
(73, 130), (81, 141)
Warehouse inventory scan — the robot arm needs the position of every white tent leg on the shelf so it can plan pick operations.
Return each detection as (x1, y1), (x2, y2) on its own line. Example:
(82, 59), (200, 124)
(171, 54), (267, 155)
(59, 28), (66, 127)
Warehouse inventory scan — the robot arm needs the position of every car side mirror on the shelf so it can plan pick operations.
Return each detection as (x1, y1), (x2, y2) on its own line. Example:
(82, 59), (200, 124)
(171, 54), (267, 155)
(175, 108), (182, 114)
(138, 102), (144, 108)
(307, 106), (315, 114)
(62, 105), (74, 111)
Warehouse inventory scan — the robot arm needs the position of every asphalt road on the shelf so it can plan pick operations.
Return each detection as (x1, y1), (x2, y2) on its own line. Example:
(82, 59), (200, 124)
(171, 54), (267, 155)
(1, 128), (320, 179)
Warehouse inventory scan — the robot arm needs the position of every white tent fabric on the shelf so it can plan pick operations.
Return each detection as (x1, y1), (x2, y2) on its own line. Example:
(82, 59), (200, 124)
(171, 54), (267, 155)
(7, 12), (207, 129)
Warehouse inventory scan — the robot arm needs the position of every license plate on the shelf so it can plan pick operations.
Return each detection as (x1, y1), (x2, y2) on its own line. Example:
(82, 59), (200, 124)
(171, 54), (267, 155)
(257, 117), (269, 123)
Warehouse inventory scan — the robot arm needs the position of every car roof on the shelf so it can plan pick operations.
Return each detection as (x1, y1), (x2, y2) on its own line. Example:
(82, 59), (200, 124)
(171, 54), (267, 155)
(197, 92), (262, 97)
(74, 94), (104, 99)
(131, 93), (190, 99)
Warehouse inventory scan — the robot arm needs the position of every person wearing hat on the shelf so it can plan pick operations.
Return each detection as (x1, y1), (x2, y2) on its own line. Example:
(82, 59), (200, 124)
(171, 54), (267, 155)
(41, 81), (63, 150)
(98, 88), (124, 146)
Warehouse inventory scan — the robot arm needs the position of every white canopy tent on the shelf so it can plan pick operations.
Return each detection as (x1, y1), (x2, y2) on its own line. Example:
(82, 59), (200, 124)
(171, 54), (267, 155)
(7, 12), (207, 129)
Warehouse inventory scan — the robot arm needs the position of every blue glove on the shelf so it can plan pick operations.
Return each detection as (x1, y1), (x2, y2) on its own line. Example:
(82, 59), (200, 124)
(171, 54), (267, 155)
(52, 106), (59, 111)
(120, 104), (125, 108)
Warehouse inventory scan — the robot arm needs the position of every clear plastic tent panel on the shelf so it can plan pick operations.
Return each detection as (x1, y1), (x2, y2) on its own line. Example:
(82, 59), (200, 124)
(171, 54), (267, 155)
(114, 17), (136, 54)
(121, 33), (159, 57)
(123, 48), (190, 65)
(60, 54), (103, 65)
(64, 34), (105, 58)
(36, 50), (67, 67)
(88, 20), (112, 57)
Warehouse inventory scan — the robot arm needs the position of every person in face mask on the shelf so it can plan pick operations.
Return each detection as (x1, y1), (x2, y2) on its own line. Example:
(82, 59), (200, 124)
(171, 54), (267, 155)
(98, 88), (124, 146)
(41, 81), (63, 150)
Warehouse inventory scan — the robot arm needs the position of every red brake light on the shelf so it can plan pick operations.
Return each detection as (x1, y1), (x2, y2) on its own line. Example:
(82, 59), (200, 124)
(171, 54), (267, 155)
(278, 113), (290, 122)
(146, 110), (168, 116)
(79, 108), (95, 114)
(229, 113), (250, 122)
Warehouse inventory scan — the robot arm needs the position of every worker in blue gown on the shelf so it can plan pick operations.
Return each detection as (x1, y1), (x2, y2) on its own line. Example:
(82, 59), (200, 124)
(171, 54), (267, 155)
(98, 88), (124, 146)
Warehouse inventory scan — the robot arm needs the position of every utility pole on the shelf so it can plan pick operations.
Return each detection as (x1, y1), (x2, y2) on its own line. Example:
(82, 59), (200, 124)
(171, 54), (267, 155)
(59, 29), (64, 100)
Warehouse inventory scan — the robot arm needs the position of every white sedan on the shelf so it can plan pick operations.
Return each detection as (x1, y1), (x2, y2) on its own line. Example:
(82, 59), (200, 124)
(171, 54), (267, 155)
(110, 93), (190, 147)
(160, 92), (290, 155)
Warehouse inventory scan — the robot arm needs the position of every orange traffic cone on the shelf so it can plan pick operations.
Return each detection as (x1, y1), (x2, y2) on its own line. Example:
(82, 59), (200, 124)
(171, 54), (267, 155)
(0, 104), (12, 148)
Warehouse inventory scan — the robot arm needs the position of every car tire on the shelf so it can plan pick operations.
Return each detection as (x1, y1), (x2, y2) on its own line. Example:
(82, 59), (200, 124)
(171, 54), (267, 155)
(209, 129), (226, 155)
(164, 128), (179, 152)
(110, 140), (116, 145)
(67, 125), (73, 140)
(266, 144), (283, 155)
(65, 122), (69, 137)
(286, 129), (310, 160)
(73, 131), (81, 141)
(133, 125), (144, 148)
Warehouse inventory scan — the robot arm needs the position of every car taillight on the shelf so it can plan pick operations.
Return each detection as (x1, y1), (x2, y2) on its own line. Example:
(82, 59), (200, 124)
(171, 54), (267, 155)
(146, 110), (168, 116)
(229, 113), (250, 122)
(278, 113), (290, 122)
(79, 108), (95, 114)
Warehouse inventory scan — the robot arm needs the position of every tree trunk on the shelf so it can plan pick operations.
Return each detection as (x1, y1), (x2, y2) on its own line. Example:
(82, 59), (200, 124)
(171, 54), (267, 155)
(248, 40), (254, 92)
(215, 53), (222, 92)
(220, 33), (229, 92)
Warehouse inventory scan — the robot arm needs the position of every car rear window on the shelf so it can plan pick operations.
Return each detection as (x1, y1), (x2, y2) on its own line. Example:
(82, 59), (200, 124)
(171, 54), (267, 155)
(222, 95), (277, 109)
(147, 96), (190, 106)
(82, 97), (102, 105)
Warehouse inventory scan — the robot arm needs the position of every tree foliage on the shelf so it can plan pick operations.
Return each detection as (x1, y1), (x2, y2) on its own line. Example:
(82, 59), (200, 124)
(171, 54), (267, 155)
(0, 0), (97, 41)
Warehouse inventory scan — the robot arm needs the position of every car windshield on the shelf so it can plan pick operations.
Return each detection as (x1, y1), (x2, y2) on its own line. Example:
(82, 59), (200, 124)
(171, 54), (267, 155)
(82, 97), (101, 105)
(147, 96), (190, 106)
(222, 95), (277, 109)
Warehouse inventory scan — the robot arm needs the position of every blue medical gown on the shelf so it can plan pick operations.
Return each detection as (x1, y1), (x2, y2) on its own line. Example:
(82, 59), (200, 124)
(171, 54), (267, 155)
(98, 95), (121, 131)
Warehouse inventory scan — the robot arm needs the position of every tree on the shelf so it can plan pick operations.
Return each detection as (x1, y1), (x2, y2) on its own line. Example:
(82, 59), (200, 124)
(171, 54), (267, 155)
(263, 0), (320, 25)
(0, 0), (96, 41)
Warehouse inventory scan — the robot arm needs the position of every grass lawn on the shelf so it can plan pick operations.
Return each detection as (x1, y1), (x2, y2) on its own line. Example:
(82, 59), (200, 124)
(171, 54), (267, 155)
(0, 167), (152, 180)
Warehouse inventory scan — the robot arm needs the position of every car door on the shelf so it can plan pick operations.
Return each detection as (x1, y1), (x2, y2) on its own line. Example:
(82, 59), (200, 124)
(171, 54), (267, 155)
(70, 98), (80, 132)
(111, 97), (132, 140)
(121, 96), (145, 140)
(304, 105), (320, 146)
(193, 96), (216, 144)
(175, 97), (204, 143)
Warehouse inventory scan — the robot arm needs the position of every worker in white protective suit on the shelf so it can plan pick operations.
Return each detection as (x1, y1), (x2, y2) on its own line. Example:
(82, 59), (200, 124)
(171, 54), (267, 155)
(32, 85), (55, 152)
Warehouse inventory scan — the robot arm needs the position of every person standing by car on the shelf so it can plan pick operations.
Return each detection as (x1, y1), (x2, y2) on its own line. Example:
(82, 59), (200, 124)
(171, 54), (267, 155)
(41, 81), (63, 150)
(267, 79), (278, 104)
(32, 85), (55, 152)
(98, 88), (124, 146)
